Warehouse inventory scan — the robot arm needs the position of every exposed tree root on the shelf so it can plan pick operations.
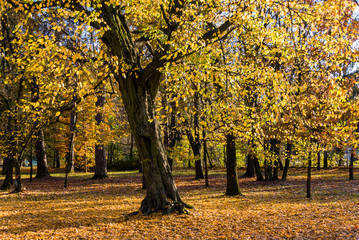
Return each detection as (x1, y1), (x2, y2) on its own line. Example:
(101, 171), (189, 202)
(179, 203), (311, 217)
(142, 199), (193, 215)
(127, 198), (194, 217)
(91, 175), (109, 180)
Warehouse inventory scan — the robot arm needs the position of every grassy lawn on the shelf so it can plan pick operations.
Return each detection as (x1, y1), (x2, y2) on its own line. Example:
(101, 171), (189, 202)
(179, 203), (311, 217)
(0, 168), (358, 239)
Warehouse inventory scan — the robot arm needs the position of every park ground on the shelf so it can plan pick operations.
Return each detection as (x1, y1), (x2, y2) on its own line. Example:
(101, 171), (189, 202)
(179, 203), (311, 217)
(0, 168), (359, 239)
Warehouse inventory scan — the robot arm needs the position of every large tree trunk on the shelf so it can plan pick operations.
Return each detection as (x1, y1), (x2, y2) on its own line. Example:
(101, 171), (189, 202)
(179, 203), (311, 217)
(35, 130), (50, 178)
(93, 94), (108, 179)
(225, 133), (240, 196)
(93, 145), (108, 179)
(99, 5), (191, 214)
(243, 153), (255, 178)
(1, 155), (14, 190)
(120, 81), (189, 214)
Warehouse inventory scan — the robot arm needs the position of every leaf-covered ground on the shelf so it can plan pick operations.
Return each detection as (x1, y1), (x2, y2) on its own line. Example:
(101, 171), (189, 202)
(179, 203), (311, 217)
(1, 168), (358, 239)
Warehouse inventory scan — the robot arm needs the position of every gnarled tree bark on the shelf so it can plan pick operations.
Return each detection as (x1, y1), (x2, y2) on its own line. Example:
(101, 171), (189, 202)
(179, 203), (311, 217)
(99, 5), (193, 214)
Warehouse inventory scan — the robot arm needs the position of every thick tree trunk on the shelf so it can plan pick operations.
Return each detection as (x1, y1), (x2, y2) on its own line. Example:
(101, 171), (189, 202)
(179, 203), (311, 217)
(122, 86), (189, 214)
(35, 130), (50, 178)
(323, 151), (328, 169)
(282, 142), (292, 181)
(93, 94), (108, 179)
(1, 155), (14, 190)
(100, 5), (191, 214)
(243, 154), (255, 178)
(349, 147), (354, 180)
(93, 145), (108, 179)
(113, 70), (190, 213)
(225, 133), (240, 196)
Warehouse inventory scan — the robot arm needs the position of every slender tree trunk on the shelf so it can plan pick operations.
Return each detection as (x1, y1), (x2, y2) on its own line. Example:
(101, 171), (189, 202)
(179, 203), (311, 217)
(193, 92), (204, 179)
(35, 130), (50, 178)
(13, 158), (22, 193)
(323, 151), (328, 169)
(338, 150), (344, 167)
(264, 159), (269, 180)
(1, 155), (14, 190)
(129, 134), (134, 162)
(167, 101), (180, 170)
(162, 92), (177, 170)
(349, 147), (354, 180)
(55, 150), (60, 168)
(107, 143), (114, 169)
(203, 130), (209, 186)
(225, 133), (240, 196)
(317, 151), (321, 171)
(206, 147), (214, 168)
(264, 140), (272, 180)
(279, 159), (284, 171)
(270, 138), (280, 180)
(64, 105), (77, 188)
(273, 161), (279, 180)
(93, 93), (108, 179)
(30, 139), (33, 182)
(187, 130), (204, 179)
(307, 152), (312, 199)
(188, 145), (191, 168)
(282, 142), (292, 181)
